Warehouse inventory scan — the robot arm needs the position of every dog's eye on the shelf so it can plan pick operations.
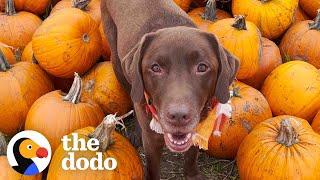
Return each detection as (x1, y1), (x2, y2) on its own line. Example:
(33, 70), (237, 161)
(197, 63), (208, 73)
(151, 64), (161, 73)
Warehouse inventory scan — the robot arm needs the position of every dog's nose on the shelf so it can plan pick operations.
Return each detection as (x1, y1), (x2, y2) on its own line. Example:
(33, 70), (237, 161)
(166, 105), (191, 124)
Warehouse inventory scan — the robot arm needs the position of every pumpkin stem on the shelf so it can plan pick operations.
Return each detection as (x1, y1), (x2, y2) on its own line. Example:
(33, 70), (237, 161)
(309, 10), (320, 30)
(0, 132), (7, 156)
(89, 110), (133, 152)
(232, 15), (247, 30)
(5, 0), (16, 16)
(63, 72), (82, 104)
(276, 119), (299, 147)
(0, 49), (11, 72)
(259, 0), (270, 2)
(202, 0), (217, 21)
(72, 0), (91, 10)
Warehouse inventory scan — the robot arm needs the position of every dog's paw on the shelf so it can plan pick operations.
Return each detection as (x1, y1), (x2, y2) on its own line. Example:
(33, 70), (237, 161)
(185, 173), (207, 180)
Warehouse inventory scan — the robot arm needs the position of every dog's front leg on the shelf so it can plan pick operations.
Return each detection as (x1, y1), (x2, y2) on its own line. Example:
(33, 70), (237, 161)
(184, 146), (205, 180)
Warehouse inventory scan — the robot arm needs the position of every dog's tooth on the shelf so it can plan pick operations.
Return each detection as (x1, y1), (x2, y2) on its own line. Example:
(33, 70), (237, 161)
(174, 141), (177, 144)
(187, 133), (192, 139)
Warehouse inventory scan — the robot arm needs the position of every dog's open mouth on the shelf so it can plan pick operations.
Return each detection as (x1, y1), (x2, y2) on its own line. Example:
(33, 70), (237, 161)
(164, 132), (193, 152)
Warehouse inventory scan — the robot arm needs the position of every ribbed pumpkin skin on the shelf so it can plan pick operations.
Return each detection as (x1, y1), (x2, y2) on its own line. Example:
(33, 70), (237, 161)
(82, 62), (132, 115)
(207, 81), (272, 159)
(13, 0), (50, 15)
(232, 0), (298, 39)
(312, 111), (320, 134)
(99, 23), (110, 60)
(32, 8), (102, 78)
(237, 115), (320, 180)
(300, 0), (320, 18)
(0, 62), (54, 135)
(294, 5), (310, 22)
(261, 61), (320, 121)
(47, 127), (144, 180)
(207, 18), (262, 79)
(243, 38), (282, 89)
(51, 0), (101, 23)
(25, 90), (104, 152)
(0, 11), (42, 49)
(279, 19), (320, 68)
(0, 156), (42, 180)
(0, 42), (16, 64)
(21, 41), (33, 62)
(173, 0), (192, 11)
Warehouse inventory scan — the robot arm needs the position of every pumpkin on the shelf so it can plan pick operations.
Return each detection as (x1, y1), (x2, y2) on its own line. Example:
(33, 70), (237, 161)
(0, 50), (54, 135)
(232, 0), (298, 39)
(312, 111), (320, 134)
(0, 0), (50, 15)
(32, 8), (102, 78)
(0, 42), (17, 64)
(21, 41), (33, 62)
(243, 38), (282, 89)
(173, 0), (192, 12)
(280, 10), (320, 68)
(188, 0), (231, 31)
(82, 62), (132, 115)
(237, 116), (320, 179)
(261, 61), (320, 121)
(207, 15), (262, 79)
(99, 23), (110, 61)
(300, 0), (320, 18)
(47, 112), (143, 180)
(25, 73), (104, 152)
(0, 0), (42, 50)
(207, 81), (272, 159)
(51, 0), (101, 23)
(294, 5), (310, 23)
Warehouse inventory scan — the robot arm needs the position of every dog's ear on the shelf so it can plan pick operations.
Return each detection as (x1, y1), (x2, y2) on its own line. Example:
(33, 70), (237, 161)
(202, 32), (240, 103)
(121, 32), (157, 103)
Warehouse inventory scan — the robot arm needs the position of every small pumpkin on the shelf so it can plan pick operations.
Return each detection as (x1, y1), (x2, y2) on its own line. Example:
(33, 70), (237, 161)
(243, 38), (282, 89)
(173, 0), (192, 12)
(294, 5), (310, 23)
(25, 73), (104, 152)
(51, 0), (101, 23)
(280, 10), (320, 68)
(300, 0), (320, 18)
(32, 8), (102, 78)
(232, 0), (298, 39)
(0, 42), (17, 64)
(82, 61), (132, 115)
(188, 0), (231, 31)
(47, 112), (144, 180)
(207, 81), (272, 159)
(0, 0), (42, 50)
(99, 23), (110, 61)
(21, 41), (33, 62)
(207, 15), (262, 79)
(312, 111), (320, 134)
(237, 116), (320, 179)
(0, 50), (54, 135)
(261, 61), (320, 121)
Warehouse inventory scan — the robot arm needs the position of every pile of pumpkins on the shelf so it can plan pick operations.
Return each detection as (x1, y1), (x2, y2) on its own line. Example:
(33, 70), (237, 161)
(0, 0), (320, 179)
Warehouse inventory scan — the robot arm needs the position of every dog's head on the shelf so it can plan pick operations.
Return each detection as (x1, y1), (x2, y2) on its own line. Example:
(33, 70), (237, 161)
(122, 26), (239, 152)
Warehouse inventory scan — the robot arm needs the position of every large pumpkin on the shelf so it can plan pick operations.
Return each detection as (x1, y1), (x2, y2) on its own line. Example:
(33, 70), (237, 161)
(207, 15), (262, 79)
(99, 23), (110, 61)
(0, 42), (16, 64)
(173, 0), (192, 12)
(312, 111), (320, 134)
(243, 38), (282, 90)
(51, 0), (101, 23)
(0, 0), (42, 50)
(82, 62), (132, 115)
(300, 0), (320, 18)
(237, 116), (320, 179)
(280, 11), (320, 68)
(0, 50), (54, 135)
(47, 113), (143, 180)
(232, 0), (298, 39)
(32, 8), (102, 78)
(207, 81), (272, 159)
(25, 73), (104, 152)
(261, 61), (320, 121)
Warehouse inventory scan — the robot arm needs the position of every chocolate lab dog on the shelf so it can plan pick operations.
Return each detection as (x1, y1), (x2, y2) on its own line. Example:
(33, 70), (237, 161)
(101, 0), (239, 179)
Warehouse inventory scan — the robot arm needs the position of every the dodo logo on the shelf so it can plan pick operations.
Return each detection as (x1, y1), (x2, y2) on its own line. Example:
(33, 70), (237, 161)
(6, 130), (51, 176)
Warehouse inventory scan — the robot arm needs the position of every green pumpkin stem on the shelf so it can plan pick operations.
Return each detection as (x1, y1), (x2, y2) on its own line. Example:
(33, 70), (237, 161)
(309, 10), (320, 30)
(0, 49), (11, 72)
(202, 0), (217, 21)
(5, 0), (16, 16)
(63, 72), (82, 104)
(72, 0), (91, 10)
(232, 15), (247, 30)
(0, 132), (7, 156)
(89, 111), (133, 152)
(276, 119), (299, 147)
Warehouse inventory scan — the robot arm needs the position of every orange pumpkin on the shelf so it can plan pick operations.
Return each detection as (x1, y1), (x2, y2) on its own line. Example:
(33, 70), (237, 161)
(0, 0), (42, 50)
(243, 38), (282, 90)
(99, 23), (110, 61)
(261, 61), (320, 121)
(0, 50), (54, 135)
(51, 0), (101, 23)
(173, 0), (192, 12)
(280, 10), (320, 68)
(47, 112), (143, 180)
(82, 62), (132, 115)
(32, 8), (102, 78)
(294, 5), (310, 23)
(207, 15), (262, 79)
(25, 73), (104, 152)
(312, 111), (320, 134)
(0, 42), (17, 64)
(207, 81), (272, 159)
(21, 41), (33, 62)
(300, 0), (320, 18)
(1, 0), (50, 14)
(188, 0), (231, 31)
(237, 116), (320, 179)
